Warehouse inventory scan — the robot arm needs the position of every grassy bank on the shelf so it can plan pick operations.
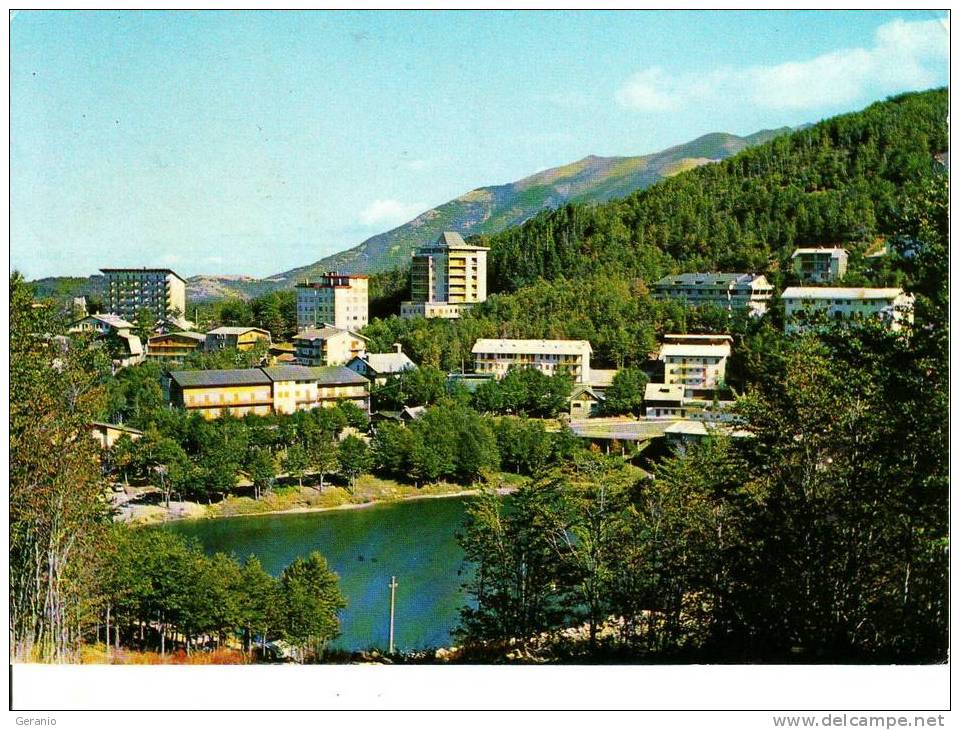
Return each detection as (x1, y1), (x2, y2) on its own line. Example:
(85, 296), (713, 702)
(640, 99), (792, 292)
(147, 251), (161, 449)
(121, 472), (528, 526)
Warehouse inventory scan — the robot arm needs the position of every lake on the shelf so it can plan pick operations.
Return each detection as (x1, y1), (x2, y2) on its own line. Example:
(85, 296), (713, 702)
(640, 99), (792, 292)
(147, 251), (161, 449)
(164, 496), (473, 652)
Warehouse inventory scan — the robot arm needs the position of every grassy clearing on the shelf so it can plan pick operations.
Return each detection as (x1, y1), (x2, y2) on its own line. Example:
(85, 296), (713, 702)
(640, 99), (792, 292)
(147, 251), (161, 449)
(78, 644), (250, 665)
(168, 473), (527, 522)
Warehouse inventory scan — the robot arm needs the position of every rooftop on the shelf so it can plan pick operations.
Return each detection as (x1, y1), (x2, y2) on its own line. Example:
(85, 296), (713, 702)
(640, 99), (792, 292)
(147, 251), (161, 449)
(664, 420), (710, 437)
(169, 368), (272, 388)
(471, 338), (593, 355)
(571, 384), (605, 401)
(261, 365), (369, 385)
(206, 326), (271, 336)
(659, 343), (732, 358)
(791, 247), (848, 258)
(645, 383), (685, 402)
(149, 331), (206, 343)
(781, 287), (907, 300)
(293, 325), (367, 342)
(588, 369), (618, 388)
(663, 333), (733, 344)
(116, 333), (143, 356)
(422, 231), (490, 251)
(80, 313), (134, 329)
(100, 267), (186, 283)
(652, 272), (769, 288)
(89, 422), (145, 436)
(356, 351), (418, 374)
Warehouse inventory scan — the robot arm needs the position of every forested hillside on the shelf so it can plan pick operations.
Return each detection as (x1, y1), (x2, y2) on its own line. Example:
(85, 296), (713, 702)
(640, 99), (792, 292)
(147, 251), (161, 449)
(365, 89), (948, 371)
(480, 89), (947, 292)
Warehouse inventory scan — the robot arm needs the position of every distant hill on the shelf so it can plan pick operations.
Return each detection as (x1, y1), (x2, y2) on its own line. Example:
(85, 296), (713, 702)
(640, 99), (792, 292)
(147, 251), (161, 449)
(270, 128), (790, 287)
(28, 127), (791, 303)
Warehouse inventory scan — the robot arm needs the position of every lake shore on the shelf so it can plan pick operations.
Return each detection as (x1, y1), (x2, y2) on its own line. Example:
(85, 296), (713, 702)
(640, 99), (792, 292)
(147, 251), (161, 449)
(117, 477), (521, 526)
(203, 485), (515, 522)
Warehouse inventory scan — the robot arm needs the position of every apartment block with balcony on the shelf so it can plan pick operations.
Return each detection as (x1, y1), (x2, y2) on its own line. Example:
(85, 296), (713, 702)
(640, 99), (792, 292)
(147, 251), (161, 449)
(168, 366), (371, 420)
(781, 287), (914, 334)
(401, 232), (489, 319)
(262, 365), (370, 415)
(471, 338), (592, 383)
(296, 273), (369, 331)
(651, 272), (773, 316)
(659, 336), (731, 397)
(168, 369), (276, 419)
(791, 247), (849, 283)
(147, 331), (207, 362)
(293, 326), (367, 366)
(100, 268), (186, 322)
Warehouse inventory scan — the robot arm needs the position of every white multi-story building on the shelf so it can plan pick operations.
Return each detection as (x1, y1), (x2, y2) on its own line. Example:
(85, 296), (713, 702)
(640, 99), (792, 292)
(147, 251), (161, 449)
(100, 268), (187, 322)
(651, 272), (773, 316)
(471, 338), (592, 383)
(401, 232), (489, 319)
(781, 287), (915, 333)
(791, 247), (849, 283)
(659, 335), (732, 395)
(293, 326), (367, 367)
(296, 273), (369, 331)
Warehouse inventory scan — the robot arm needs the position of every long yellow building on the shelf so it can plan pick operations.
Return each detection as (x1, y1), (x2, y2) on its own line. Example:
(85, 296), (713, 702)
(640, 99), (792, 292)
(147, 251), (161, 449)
(168, 366), (370, 420)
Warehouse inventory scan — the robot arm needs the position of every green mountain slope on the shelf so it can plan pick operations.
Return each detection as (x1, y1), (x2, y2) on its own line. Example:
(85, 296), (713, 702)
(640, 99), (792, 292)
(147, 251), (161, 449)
(271, 129), (790, 287)
(359, 88), (948, 372)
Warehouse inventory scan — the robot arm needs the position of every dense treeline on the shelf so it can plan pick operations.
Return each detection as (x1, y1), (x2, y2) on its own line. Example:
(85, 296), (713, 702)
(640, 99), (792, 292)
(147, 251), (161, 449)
(98, 528), (344, 661)
(455, 168), (947, 662)
(105, 400), (370, 502)
(480, 89), (947, 292)
(361, 90), (945, 370)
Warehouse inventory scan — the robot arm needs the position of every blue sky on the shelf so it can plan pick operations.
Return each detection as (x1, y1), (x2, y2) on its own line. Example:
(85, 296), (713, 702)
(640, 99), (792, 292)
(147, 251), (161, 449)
(10, 10), (949, 279)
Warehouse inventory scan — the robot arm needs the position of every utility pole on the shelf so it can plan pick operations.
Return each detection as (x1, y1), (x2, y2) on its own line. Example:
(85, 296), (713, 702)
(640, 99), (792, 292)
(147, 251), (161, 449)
(388, 576), (398, 654)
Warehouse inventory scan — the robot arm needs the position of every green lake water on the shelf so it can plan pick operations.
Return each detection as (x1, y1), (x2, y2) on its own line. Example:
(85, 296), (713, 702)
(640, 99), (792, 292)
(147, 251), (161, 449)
(163, 497), (473, 652)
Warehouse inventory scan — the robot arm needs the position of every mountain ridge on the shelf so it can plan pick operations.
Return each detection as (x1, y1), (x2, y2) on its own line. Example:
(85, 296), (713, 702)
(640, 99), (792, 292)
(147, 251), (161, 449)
(31, 127), (794, 303)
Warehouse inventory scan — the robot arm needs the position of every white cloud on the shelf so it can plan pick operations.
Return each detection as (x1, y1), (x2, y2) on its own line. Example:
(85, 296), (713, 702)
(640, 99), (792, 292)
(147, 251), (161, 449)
(359, 199), (425, 226)
(616, 17), (948, 113)
(615, 68), (682, 112)
(406, 159), (429, 171)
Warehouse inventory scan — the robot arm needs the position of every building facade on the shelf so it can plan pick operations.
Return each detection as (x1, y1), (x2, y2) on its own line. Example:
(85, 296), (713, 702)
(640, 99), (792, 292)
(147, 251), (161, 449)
(293, 326), (367, 366)
(400, 232), (489, 319)
(168, 366), (370, 420)
(100, 268), (187, 322)
(644, 383), (687, 419)
(169, 369), (275, 419)
(781, 287), (915, 333)
(68, 314), (144, 368)
(69, 313), (135, 336)
(659, 336), (732, 394)
(471, 338), (592, 383)
(147, 331), (207, 362)
(791, 247), (849, 283)
(651, 272), (773, 316)
(204, 327), (272, 352)
(296, 273), (369, 331)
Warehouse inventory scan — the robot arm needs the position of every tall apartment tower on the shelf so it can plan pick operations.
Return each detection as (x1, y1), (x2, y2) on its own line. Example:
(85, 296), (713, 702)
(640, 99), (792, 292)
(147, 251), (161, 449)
(100, 268), (187, 322)
(400, 231), (489, 319)
(296, 273), (369, 331)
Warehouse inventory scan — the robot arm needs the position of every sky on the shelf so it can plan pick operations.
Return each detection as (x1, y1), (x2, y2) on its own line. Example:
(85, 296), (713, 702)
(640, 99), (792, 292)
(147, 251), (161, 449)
(10, 9), (950, 280)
